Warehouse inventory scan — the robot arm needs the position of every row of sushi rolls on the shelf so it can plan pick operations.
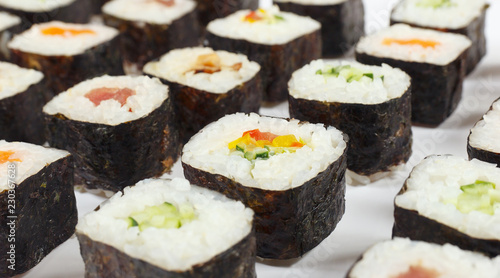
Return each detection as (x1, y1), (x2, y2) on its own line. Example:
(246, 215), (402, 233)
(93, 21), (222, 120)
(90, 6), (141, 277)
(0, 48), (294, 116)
(0, 0), (499, 276)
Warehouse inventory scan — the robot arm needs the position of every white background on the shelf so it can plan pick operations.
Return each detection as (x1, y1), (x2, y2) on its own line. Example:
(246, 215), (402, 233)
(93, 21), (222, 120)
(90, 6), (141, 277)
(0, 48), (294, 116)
(19, 0), (500, 277)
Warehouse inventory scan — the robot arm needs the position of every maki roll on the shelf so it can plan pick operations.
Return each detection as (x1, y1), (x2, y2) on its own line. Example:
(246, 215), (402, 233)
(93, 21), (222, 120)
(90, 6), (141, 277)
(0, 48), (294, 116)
(102, 0), (201, 73)
(391, 0), (489, 74)
(43, 75), (181, 192)
(393, 155), (500, 257)
(288, 60), (412, 178)
(468, 97), (500, 166)
(143, 47), (262, 143)
(0, 141), (76, 276)
(346, 237), (500, 278)
(274, 0), (364, 57)
(0, 62), (46, 144)
(8, 21), (123, 98)
(182, 113), (348, 259)
(76, 178), (256, 278)
(195, 0), (259, 27)
(356, 24), (471, 126)
(206, 6), (321, 103)
(0, 0), (92, 30)
(0, 11), (20, 60)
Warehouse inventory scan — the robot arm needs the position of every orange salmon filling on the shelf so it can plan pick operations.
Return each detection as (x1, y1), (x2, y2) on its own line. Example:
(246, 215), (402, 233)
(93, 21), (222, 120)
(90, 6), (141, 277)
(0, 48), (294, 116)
(41, 27), (96, 37)
(0, 151), (21, 164)
(85, 87), (136, 107)
(383, 38), (441, 48)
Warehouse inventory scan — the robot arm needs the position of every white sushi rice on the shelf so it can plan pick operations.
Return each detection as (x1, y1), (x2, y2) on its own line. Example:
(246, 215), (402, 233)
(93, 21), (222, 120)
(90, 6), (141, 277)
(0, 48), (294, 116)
(288, 60), (410, 104)
(0, 140), (70, 192)
(103, 0), (196, 25)
(395, 155), (500, 240)
(8, 21), (119, 56)
(182, 113), (347, 191)
(206, 6), (321, 45)
(391, 0), (488, 29)
(469, 99), (500, 153)
(0, 0), (75, 12)
(143, 47), (261, 94)
(76, 178), (254, 271)
(43, 75), (169, 126)
(0, 11), (20, 31)
(274, 0), (346, 5)
(0, 61), (44, 101)
(356, 24), (471, 66)
(348, 237), (500, 278)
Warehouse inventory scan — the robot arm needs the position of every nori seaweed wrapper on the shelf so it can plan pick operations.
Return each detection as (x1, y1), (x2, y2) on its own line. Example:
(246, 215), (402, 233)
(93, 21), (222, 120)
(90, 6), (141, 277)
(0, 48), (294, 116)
(206, 29), (321, 103)
(0, 77), (47, 145)
(195, 0), (258, 27)
(467, 97), (500, 166)
(0, 155), (77, 276)
(275, 0), (364, 57)
(91, 0), (110, 15)
(390, 4), (488, 75)
(0, 0), (92, 31)
(149, 73), (262, 143)
(0, 22), (22, 61)
(393, 180), (500, 257)
(9, 34), (124, 99)
(76, 229), (257, 278)
(289, 88), (412, 176)
(44, 98), (181, 192)
(182, 143), (348, 259)
(355, 51), (467, 127)
(103, 10), (201, 72)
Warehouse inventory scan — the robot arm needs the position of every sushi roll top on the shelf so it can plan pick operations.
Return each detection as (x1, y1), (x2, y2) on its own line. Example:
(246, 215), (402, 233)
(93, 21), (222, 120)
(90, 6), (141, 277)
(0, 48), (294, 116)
(469, 99), (500, 154)
(0, 61), (43, 101)
(206, 6), (320, 45)
(8, 21), (118, 56)
(102, 0), (196, 25)
(0, 0), (77, 12)
(0, 11), (19, 31)
(43, 75), (169, 126)
(356, 24), (471, 66)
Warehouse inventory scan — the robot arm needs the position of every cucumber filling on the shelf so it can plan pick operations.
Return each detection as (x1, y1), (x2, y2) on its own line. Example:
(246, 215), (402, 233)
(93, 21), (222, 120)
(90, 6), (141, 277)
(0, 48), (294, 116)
(447, 181), (500, 215)
(315, 65), (384, 83)
(127, 202), (196, 231)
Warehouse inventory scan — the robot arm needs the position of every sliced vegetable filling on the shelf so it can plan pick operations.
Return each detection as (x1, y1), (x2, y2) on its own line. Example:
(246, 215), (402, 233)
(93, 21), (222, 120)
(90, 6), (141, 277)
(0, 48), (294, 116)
(416, 0), (455, 9)
(0, 151), (21, 164)
(228, 129), (305, 161)
(448, 180), (500, 215)
(382, 38), (441, 48)
(242, 9), (285, 24)
(41, 27), (96, 37)
(191, 53), (242, 74)
(315, 65), (384, 83)
(127, 202), (196, 231)
(85, 87), (136, 107)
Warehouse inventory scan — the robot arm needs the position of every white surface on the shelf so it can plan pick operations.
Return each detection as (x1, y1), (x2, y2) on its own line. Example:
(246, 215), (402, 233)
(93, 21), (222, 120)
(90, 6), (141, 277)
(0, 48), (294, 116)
(19, 0), (500, 277)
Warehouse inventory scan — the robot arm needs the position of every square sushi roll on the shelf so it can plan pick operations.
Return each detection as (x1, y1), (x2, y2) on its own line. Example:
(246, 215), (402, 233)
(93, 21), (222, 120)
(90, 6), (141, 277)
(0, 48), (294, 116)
(468, 97), (500, 167)
(0, 11), (20, 60)
(288, 60), (412, 178)
(391, 0), (489, 75)
(102, 0), (201, 72)
(346, 238), (500, 278)
(195, 0), (259, 26)
(76, 178), (256, 278)
(356, 24), (471, 127)
(393, 155), (500, 257)
(8, 21), (124, 98)
(0, 62), (46, 144)
(0, 0), (92, 30)
(206, 6), (321, 103)
(182, 113), (348, 259)
(43, 75), (181, 192)
(143, 47), (262, 143)
(0, 141), (76, 276)
(274, 0), (365, 57)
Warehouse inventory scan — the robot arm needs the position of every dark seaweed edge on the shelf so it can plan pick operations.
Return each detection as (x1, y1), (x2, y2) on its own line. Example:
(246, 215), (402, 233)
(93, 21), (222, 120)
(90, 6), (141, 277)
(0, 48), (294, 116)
(196, 0), (259, 27)
(0, 22), (22, 61)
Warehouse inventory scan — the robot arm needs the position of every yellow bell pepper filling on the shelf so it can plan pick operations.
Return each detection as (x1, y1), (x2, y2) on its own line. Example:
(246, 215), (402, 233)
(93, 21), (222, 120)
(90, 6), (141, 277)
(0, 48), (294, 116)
(382, 38), (441, 48)
(0, 151), (21, 164)
(41, 27), (96, 37)
(242, 9), (284, 24)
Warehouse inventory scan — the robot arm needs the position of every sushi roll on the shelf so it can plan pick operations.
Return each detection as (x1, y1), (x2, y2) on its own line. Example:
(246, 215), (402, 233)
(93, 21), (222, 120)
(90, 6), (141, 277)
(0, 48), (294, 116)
(274, 0), (365, 57)
(288, 60), (412, 177)
(391, 0), (489, 75)
(0, 11), (20, 60)
(206, 6), (321, 103)
(468, 97), (500, 166)
(143, 47), (262, 143)
(102, 0), (201, 73)
(0, 141), (76, 276)
(8, 21), (123, 99)
(346, 237), (500, 278)
(393, 155), (500, 257)
(356, 24), (471, 126)
(182, 113), (348, 259)
(0, 62), (46, 144)
(43, 75), (181, 192)
(0, 0), (92, 30)
(76, 178), (256, 278)
(195, 0), (259, 27)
